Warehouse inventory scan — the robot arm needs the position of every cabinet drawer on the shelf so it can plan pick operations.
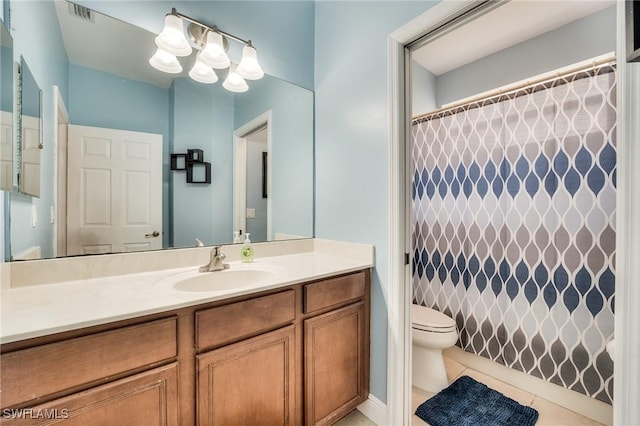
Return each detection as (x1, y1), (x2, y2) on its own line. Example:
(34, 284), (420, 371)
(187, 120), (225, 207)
(1, 317), (177, 409)
(304, 272), (366, 314)
(0, 363), (179, 426)
(196, 290), (295, 351)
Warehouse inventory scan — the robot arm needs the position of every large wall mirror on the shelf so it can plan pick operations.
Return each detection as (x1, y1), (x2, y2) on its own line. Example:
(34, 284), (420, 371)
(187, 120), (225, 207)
(6, 0), (314, 261)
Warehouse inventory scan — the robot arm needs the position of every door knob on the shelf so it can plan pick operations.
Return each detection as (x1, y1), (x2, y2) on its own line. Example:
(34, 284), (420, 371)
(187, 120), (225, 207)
(145, 230), (160, 238)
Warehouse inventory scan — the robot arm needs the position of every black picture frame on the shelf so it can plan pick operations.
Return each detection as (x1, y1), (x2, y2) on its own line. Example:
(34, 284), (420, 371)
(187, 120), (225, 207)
(186, 161), (211, 184)
(187, 148), (204, 163)
(170, 153), (188, 171)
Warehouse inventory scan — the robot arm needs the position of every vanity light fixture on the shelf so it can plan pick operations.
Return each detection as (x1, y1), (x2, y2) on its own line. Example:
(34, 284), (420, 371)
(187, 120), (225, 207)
(149, 8), (264, 91)
(189, 52), (219, 84)
(223, 63), (249, 93)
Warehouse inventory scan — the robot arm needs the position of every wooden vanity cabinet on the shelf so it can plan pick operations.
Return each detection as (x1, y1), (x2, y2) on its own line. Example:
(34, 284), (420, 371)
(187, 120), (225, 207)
(1, 364), (179, 426)
(304, 303), (367, 425)
(197, 325), (296, 425)
(0, 318), (179, 425)
(194, 290), (297, 425)
(303, 272), (370, 426)
(0, 270), (370, 426)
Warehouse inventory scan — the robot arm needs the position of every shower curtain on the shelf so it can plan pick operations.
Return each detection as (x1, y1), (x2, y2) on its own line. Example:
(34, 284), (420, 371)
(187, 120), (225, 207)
(411, 64), (616, 404)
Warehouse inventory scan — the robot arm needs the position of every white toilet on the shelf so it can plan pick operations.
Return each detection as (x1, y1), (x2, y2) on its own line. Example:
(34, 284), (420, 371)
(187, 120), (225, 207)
(412, 304), (458, 393)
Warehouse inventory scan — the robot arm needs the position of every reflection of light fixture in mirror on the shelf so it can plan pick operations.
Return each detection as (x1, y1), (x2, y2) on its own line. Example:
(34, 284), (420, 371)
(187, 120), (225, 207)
(149, 47), (182, 74)
(156, 12), (192, 57)
(223, 64), (249, 93)
(237, 43), (264, 80)
(200, 31), (230, 69)
(149, 8), (263, 91)
(189, 53), (218, 84)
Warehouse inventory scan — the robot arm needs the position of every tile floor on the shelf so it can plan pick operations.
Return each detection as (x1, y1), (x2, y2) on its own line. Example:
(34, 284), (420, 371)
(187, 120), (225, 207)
(336, 356), (605, 426)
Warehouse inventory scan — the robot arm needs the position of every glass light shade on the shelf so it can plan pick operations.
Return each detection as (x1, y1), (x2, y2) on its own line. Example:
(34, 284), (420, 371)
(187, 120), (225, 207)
(236, 45), (264, 80)
(199, 31), (231, 69)
(223, 64), (249, 93)
(189, 53), (219, 84)
(149, 48), (182, 74)
(155, 14), (192, 57)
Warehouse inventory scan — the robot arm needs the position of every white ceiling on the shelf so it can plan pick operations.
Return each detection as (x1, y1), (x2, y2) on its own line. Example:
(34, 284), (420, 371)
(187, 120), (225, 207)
(54, 0), (178, 88)
(412, 0), (615, 76)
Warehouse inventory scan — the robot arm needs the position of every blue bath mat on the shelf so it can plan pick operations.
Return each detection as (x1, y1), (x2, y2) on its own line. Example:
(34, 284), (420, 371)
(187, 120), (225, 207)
(415, 375), (538, 426)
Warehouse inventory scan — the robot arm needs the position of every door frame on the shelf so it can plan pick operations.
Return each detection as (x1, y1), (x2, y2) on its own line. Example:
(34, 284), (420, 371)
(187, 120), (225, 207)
(387, 3), (489, 423)
(387, 1), (639, 425)
(52, 86), (69, 258)
(233, 110), (272, 240)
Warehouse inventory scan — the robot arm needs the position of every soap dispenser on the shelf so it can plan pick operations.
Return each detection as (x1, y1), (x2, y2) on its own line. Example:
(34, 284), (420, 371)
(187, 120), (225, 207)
(241, 233), (254, 263)
(233, 231), (242, 244)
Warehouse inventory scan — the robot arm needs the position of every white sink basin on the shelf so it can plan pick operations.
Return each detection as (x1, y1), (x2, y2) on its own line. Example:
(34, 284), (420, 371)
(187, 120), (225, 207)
(175, 269), (275, 292)
(155, 266), (277, 293)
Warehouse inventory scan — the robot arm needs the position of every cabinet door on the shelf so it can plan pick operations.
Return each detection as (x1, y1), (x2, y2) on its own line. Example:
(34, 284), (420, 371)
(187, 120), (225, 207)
(304, 302), (367, 426)
(0, 364), (178, 425)
(197, 325), (296, 426)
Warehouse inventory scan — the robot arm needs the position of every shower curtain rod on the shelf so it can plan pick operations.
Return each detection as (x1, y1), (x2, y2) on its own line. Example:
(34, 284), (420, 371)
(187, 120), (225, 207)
(412, 52), (616, 123)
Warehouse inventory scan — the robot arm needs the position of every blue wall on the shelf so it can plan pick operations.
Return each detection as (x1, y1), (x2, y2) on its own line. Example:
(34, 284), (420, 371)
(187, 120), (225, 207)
(171, 77), (234, 247)
(10, 0), (68, 259)
(68, 65), (169, 138)
(74, 1), (315, 91)
(234, 75), (314, 240)
(314, 0), (435, 403)
(436, 6), (617, 106)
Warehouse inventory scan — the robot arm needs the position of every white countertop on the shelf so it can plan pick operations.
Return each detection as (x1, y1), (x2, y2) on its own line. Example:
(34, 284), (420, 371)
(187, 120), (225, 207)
(0, 251), (372, 344)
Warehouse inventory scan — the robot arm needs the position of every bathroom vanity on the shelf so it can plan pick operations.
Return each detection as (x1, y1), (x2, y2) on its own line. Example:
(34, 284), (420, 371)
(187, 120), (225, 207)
(0, 246), (371, 426)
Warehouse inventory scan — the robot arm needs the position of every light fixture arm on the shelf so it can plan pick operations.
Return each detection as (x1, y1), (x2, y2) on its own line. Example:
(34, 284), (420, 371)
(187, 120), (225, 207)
(170, 8), (252, 47)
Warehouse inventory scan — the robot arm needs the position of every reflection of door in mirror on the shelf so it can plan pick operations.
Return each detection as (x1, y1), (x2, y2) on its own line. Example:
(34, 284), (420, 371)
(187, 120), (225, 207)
(66, 125), (162, 256)
(246, 127), (268, 242)
(20, 115), (41, 197)
(0, 21), (13, 191)
(234, 112), (271, 242)
(18, 57), (42, 198)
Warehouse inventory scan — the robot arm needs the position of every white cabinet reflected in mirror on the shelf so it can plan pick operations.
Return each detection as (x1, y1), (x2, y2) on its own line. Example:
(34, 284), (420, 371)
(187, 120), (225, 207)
(0, 21), (13, 192)
(18, 56), (42, 198)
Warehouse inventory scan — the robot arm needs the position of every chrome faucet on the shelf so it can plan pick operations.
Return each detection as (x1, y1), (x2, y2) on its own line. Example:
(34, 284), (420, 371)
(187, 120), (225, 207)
(199, 246), (229, 272)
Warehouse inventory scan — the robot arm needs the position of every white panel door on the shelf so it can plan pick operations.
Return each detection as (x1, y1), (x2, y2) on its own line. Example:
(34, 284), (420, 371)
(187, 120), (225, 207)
(21, 115), (40, 197)
(67, 124), (162, 256)
(0, 110), (12, 191)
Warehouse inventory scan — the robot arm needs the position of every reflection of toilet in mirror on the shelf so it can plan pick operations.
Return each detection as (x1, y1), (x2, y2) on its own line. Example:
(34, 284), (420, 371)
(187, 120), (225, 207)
(411, 304), (458, 393)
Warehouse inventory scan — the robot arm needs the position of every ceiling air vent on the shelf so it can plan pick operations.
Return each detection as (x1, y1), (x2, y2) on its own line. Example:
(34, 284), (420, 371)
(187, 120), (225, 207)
(68, 2), (94, 23)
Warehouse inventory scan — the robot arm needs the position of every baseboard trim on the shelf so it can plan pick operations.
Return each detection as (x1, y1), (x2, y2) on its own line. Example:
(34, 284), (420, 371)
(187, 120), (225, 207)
(358, 394), (387, 425)
(444, 346), (613, 426)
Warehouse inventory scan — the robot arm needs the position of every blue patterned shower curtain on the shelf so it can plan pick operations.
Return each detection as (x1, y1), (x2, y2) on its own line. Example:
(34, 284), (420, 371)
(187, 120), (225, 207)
(411, 64), (616, 404)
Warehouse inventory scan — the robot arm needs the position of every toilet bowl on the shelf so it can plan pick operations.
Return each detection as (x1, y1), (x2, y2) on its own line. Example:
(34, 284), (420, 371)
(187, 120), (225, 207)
(412, 304), (458, 393)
